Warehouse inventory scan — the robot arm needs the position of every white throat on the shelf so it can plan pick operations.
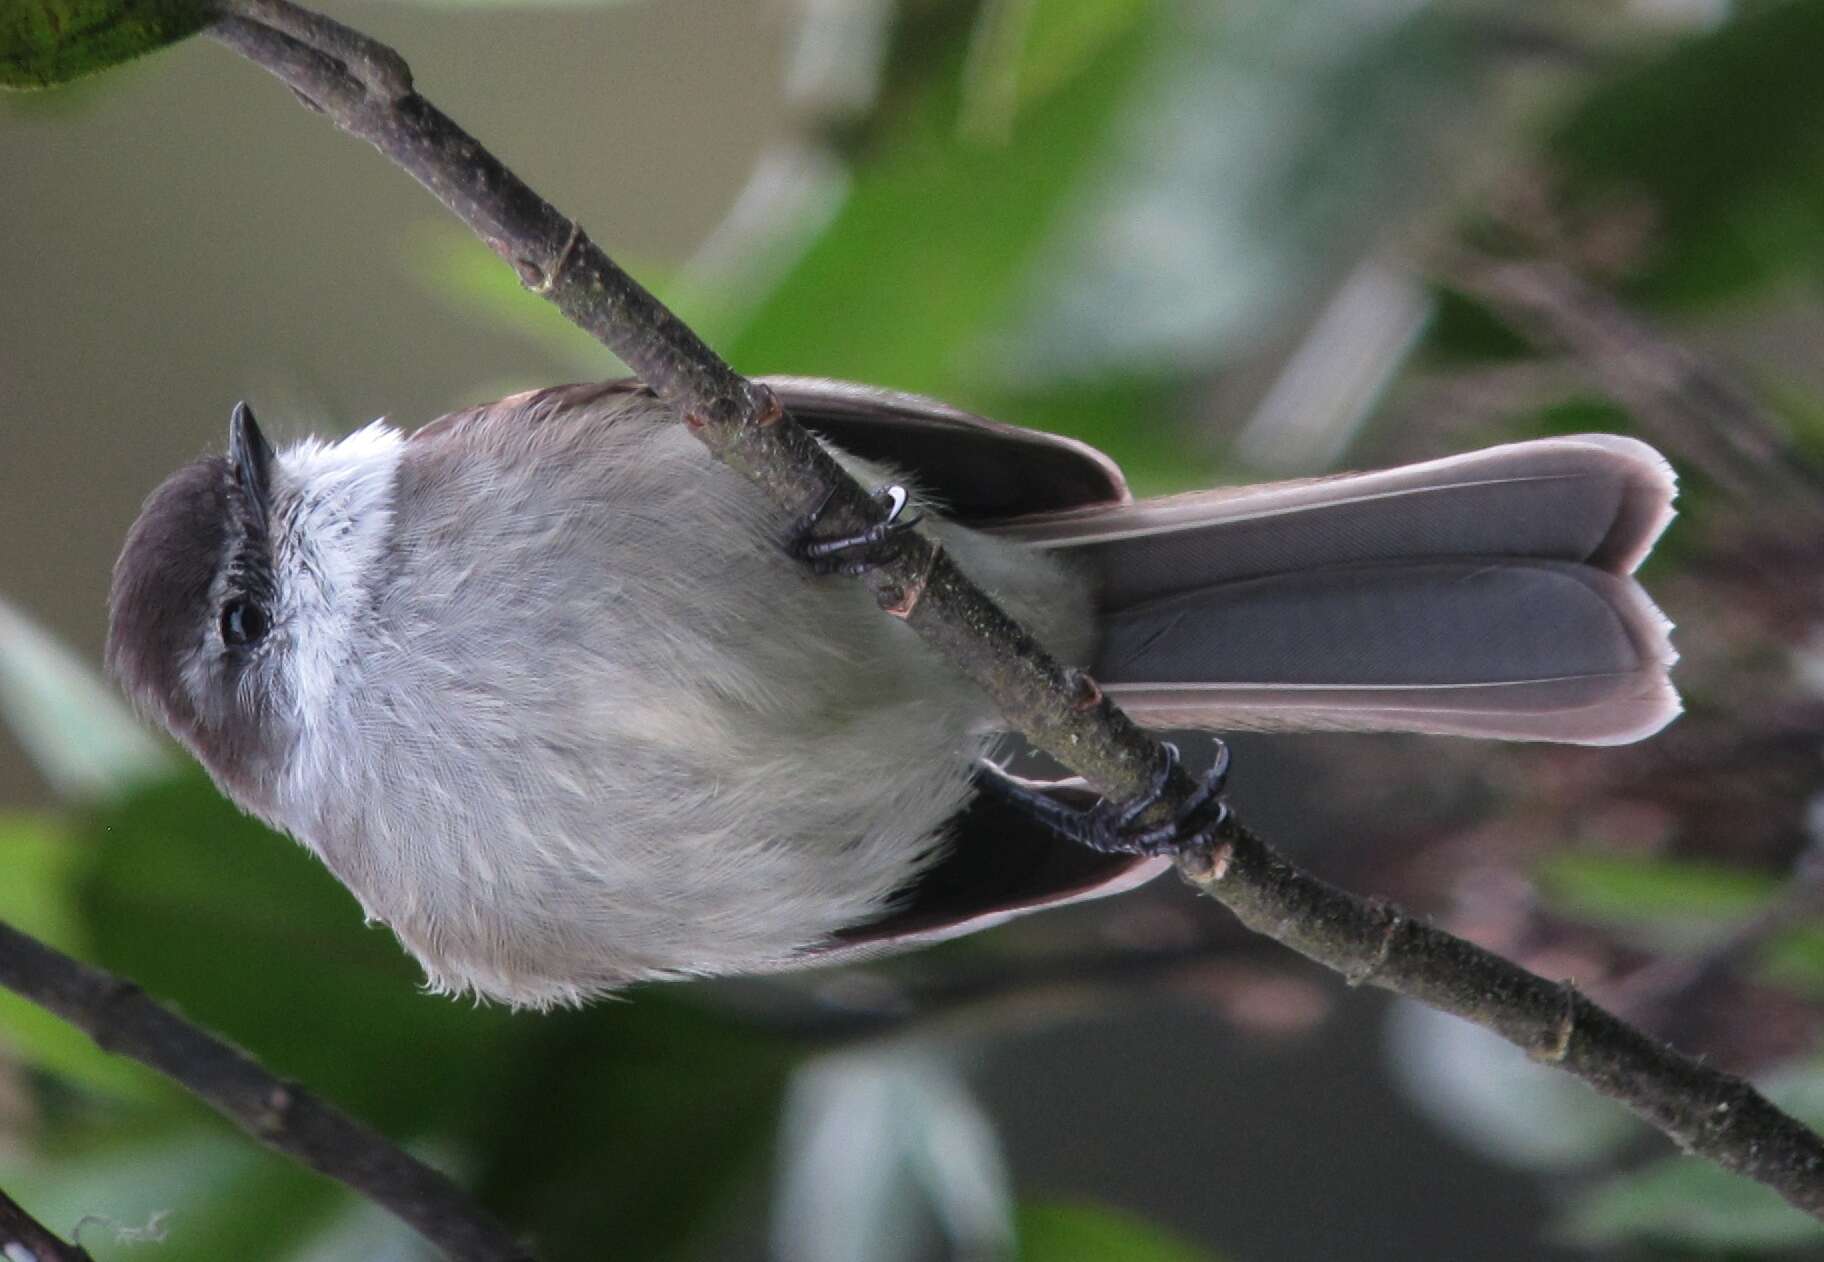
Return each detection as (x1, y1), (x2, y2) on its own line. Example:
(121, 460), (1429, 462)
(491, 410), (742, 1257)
(271, 422), (405, 731)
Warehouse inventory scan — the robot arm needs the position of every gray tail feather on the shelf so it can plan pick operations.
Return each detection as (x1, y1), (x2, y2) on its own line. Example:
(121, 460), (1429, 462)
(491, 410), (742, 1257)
(992, 435), (1680, 745)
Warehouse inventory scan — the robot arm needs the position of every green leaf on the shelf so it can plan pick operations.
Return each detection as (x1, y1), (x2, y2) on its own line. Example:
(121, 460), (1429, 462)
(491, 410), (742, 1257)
(0, 0), (211, 90)
(981, 373), (1212, 497)
(1418, 287), (1535, 366)
(1757, 923), (1824, 998)
(1551, 0), (1824, 308)
(0, 813), (169, 1099)
(1535, 850), (1778, 952)
(469, 994), (793, 1261)
(958, 0), (1150, 144)
(0, 595), (174, 801)
(1017, 1201), (1224, 1262)
(1018, 0), (1152, 110)
(1536, 850), (1824, 999)
(0, 814), (87, 950)
(722, 0), (1158, 401)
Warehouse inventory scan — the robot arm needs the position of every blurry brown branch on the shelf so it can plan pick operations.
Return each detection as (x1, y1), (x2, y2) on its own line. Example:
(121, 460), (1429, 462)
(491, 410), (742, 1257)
(1180, 830), (1824, 1211)
(129, 0), (1824, 1223)
(1615, 821), (1824, 1033)
(1440, 245), (1824, 517)
(205, 0), (1182, 821)
(1389, 358), (1587, 449)
(0, 921), (533, 1262)
(0, 1185), (93, 1262)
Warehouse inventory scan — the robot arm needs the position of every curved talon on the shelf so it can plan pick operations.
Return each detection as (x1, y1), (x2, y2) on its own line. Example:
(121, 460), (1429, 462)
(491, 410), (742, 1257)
(1119, 741), (1232, 854)
(881, 484), (909, 522)
(1104, 741), (1181, 833)
(790, 485), (839, 543)
(977, 740), (1233, 858)
(790, 482), (922, 574)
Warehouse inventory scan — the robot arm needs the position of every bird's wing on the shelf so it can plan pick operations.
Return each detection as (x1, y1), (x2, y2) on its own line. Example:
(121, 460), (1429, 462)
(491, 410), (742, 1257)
(409, 376), (1131, 522)
(758, 377), (1131, 522)
(801, 778), (1169, 965)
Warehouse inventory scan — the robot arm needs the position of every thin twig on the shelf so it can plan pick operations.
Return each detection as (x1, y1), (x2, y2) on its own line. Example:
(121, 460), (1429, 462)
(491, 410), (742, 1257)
(1614, 817), (1824, 1032)
(1177, 830), (1824, 1210)
(0, 1185), (94, 1262)
(53, 0), (1802, 1225)
(1441, 246), (1824, 517)
(205, 0), (1189, 821)
(0, 921), (533, 1262)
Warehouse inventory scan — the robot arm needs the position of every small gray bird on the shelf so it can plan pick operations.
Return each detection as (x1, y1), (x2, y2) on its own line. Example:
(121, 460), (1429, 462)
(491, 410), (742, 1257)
(107, 379), (1678, 1007)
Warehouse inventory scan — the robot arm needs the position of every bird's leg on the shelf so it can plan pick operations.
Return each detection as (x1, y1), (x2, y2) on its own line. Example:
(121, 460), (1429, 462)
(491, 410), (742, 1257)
(789, 483), (923, 576)
(977, 741), (1232, 857)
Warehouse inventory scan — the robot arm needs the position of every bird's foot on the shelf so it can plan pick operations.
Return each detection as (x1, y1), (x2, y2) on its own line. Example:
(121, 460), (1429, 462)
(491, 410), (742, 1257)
(790, 482), (924, 576)
(976, 741), (1231, 857)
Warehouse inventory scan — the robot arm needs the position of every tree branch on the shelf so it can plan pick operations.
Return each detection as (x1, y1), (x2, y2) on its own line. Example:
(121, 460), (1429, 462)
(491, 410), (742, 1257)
(1612, 824), (1824, 1037)
(47, 0), (1803, 1227)
(0, 1185), (94, 1262)
(0, 921), (533, 1262)
(205, 0), (1182, 821)
(1440, 246), (1824, 520)
(1178, 828), (1824, 1210)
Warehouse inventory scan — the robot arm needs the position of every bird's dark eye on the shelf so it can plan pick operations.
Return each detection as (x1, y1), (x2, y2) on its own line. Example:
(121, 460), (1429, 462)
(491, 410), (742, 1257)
(220, 598), (270, 647)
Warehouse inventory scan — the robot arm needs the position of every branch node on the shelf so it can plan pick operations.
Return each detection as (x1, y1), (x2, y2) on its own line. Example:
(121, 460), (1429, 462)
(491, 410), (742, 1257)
(362, 49), (413, 104)
(1345, 904), (1403, 987)
(532, 221), (583, 295)
(1177, 840), (1233, 883)
(1530, 980), (1579, 1064)
(255, 1083), (297, 1137)
(1070, 671), (1103, 711)
(753, 388), (785, 428)
(86, 978), (144, 1054)
(1702, 1084), (1753, 1145)
(881, 544), (937, 619)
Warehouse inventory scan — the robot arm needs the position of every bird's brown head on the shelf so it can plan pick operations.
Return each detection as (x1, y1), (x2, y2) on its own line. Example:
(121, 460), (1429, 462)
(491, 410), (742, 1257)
(106, 404), (293, 806)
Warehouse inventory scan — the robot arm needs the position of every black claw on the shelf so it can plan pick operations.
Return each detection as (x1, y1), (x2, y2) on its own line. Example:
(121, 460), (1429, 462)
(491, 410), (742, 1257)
(977, 741), (1232, 858)
(789, 482), (922, 575)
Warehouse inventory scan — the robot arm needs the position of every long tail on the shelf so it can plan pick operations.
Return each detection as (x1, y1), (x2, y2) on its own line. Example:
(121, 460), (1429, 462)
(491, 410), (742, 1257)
(993, 435), (1680, 745)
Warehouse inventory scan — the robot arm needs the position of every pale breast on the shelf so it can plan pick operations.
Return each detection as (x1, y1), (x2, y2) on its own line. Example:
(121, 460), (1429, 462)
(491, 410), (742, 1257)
(285, 389), (1091, 1005)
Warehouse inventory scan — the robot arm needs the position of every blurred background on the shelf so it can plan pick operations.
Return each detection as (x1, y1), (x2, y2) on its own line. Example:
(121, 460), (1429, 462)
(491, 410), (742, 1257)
(6, 0), (1824, 1257)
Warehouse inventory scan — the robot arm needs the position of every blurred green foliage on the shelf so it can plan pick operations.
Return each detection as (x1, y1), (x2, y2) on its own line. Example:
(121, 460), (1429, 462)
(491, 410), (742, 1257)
(1418, 288), (1536, 366)
(5, 768), (798, 1261)
(13, 0), (1824, 1257)
(720, 4), (1151, 395)
(1563, 1060), (1824, 1251)
(1552, 0), (1824, 310)
(1538, 850), (1780, 932)
(1539, 850), (1824, 1000)
(1566, 1152), (1824, 1251)
(0, 0), (208, 89)
(1016, 1201), (1225, 1262)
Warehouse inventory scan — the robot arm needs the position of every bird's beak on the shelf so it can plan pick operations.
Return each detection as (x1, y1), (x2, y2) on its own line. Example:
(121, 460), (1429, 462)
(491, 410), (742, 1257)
(229, 401), (275, 514)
